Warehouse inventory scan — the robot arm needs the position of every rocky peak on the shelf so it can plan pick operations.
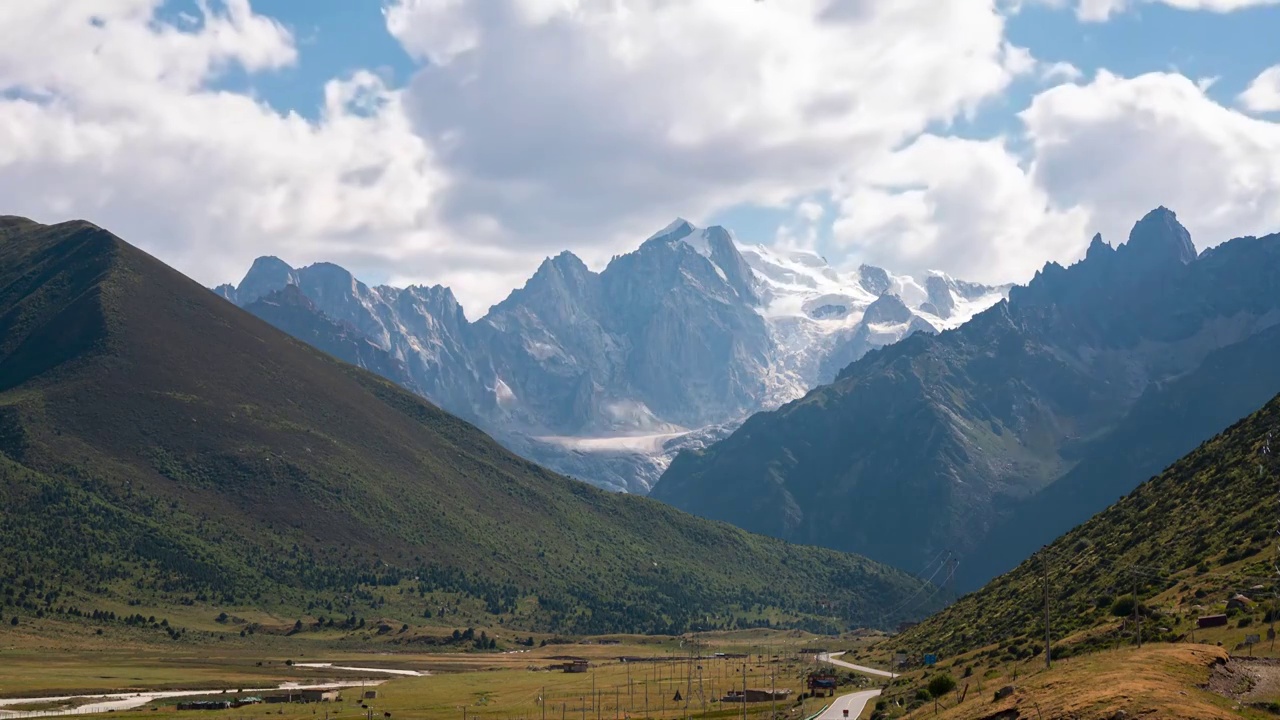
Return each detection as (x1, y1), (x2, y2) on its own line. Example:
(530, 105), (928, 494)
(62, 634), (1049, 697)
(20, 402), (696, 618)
(404, 284), (469, 326)
(702, 226), (760, 305)
(922, 275), (956, 319)
(646, 218), (697, 244)
(863, 293), (914, 325)
(212, 283), (238, 302)
(858, 265), (892, 296)
(236, 255), (299, 306)
(520, 251), (596, 300)
(1120, 206), (1197, 267)
(1085, 233), (1113, 261)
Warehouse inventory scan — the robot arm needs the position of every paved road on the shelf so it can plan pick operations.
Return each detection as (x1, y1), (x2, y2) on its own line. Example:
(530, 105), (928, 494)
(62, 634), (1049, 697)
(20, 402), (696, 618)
(814, 689), (881, 720)
(819, 651), (899, 679)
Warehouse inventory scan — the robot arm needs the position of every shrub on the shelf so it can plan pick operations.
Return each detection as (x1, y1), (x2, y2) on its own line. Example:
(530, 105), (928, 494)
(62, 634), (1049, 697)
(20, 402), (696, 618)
(927, 674), (956, 699)
(1111, 595), (1142, 617)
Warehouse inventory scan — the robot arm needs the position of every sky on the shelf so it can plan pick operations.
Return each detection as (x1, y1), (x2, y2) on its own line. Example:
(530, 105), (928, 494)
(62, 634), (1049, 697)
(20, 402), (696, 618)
(2, 0), (1279, 317)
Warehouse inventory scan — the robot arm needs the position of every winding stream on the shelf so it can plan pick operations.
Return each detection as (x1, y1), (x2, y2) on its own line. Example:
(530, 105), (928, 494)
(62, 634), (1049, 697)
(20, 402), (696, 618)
(0, 678), (391, 719)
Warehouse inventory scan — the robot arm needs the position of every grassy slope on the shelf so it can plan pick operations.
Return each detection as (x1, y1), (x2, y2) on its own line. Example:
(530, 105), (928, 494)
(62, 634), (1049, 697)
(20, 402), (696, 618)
(886, 385), (1280, 663)
(0, 217), (927, 636)
(887, 645), (1241, 720)
(960, 321), (1280, 592)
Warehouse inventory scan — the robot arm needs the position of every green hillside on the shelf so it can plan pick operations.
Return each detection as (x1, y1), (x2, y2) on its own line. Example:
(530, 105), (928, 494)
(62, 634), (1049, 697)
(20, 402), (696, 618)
(0, 216), (929, 637)
(888, 387), (1280, 662)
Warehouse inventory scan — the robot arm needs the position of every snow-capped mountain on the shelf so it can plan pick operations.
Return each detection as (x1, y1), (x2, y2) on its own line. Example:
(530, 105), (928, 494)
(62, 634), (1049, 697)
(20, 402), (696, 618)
(740, 242), (1010, 390)
(216, 219), (1008, 492)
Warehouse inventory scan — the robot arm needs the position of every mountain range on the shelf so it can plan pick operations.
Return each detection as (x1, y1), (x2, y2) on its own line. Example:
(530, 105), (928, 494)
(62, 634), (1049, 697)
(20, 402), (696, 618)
(0, 215), (931, 635)
(651, 208), (1280, 581)
(215, 219), (1007, 492)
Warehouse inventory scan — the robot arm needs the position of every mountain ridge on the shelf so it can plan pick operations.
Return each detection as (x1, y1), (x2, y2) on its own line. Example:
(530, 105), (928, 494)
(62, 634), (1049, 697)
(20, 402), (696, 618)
(0, 214), (932, 635)
(215, 219), (1006, 492)
(651, 208), (1280, 575)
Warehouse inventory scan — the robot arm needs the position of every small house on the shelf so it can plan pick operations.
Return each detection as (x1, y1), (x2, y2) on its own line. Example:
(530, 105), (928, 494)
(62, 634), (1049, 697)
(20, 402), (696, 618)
(1198, 614), (1229, 629)
(177, 700), (232, 711)
(301, 690), (342, 703)
(720, 689), (791, 703)
(1228, 594), (1256, 611)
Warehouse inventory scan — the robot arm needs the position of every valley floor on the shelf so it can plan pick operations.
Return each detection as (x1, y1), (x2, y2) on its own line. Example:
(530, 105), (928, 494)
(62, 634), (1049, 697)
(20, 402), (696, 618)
(0, 627), (887, 720)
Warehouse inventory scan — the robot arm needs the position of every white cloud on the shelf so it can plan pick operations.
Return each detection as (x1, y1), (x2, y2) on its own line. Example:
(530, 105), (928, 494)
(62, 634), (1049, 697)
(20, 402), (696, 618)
(385, 0), (1027, 256)
(829, 137), (1091, 285)
(1074, 0), (1280, 21)
(1042, 61), (1084, 83)
(0, 0), (1042, 316)
(1240, 65), (1280, 113)
(4, 0), (1278, 322)
(0, 0), (557, 317)
(774, 199), (829, 251)
(824, 69), (1280, 286)
(1022, 70), (1280, 248)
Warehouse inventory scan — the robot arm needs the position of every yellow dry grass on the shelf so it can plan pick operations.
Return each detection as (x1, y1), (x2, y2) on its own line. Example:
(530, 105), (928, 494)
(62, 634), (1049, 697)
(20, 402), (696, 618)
(896, 645), (1241, 720)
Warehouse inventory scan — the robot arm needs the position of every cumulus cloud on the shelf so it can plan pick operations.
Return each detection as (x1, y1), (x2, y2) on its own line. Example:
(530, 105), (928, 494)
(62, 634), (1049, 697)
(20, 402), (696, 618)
(0, 0), (555, 316)
(1023, 71), (1280, 248)
(1240, 65), (1280, 113)
(385, 0), (1027, 255)
(4, 0), (1279, 319)
(1074, 0), (1280, 21)
(824, 69), (1280, 285)
(829, 137), (1090, 285)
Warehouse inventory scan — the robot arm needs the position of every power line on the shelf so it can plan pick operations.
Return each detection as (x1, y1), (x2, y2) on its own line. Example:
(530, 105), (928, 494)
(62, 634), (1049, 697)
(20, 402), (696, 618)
(879, 550), (953, 624)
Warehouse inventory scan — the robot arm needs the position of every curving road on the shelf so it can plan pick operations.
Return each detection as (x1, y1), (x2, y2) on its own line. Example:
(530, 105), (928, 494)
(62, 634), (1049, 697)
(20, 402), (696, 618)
(814, 689), (881, 720)
(806, 651), (896, 720)
(818, 651), (898, 679)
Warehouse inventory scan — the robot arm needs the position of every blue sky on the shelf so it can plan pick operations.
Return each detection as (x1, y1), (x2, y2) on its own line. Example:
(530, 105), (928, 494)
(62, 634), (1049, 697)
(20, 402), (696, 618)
(1, 0), (1278, 315)
(204, 0), (1280, 259)
(210, 1), (1280, 123)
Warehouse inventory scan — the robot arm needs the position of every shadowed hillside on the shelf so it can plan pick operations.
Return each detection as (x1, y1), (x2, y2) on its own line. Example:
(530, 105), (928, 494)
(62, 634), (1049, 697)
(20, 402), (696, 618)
(0, 216), (930, 636)
(889, 387), (1280, 660)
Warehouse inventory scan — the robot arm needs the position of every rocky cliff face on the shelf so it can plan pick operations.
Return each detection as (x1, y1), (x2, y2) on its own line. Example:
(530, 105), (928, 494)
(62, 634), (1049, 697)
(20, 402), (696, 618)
(215, 220), (1005, 493)
(651, 208), (1280, 572)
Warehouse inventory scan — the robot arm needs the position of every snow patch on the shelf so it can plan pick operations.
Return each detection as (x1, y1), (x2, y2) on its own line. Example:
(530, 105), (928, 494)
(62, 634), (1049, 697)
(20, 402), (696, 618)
(494, 376), (517, 408)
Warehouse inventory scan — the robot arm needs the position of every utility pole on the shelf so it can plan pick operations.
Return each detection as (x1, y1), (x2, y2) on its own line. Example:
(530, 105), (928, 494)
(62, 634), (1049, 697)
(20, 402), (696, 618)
(771, 651), (777, 719)
(1042, 552), (1051, 669)
(542, 689), (547, 720)
(741, 656), (747, 720)
(1133, 569), (1141, 649)
(1268, 431), (1278, 654)
(685, 643), (692, 720)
